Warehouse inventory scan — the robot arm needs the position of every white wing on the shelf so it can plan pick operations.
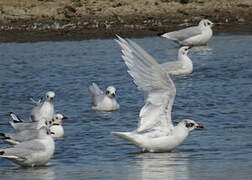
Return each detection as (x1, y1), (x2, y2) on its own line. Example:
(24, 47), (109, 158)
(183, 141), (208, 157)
(89, 83), (105, 106)
(116, 36), (176, 133)
(89, 83), (104, 96)
(162, 26), (202, 42)
(30, 104), (42, 122)
(30, 97), (42, 106)
(0, 139), (46, 160)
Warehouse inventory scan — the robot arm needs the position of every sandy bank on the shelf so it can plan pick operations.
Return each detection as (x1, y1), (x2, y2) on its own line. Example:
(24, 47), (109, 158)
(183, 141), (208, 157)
(0, 0), (252, 42)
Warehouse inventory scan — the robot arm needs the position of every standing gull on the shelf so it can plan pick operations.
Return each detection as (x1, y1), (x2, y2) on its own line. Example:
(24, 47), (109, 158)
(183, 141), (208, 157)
(161, 19), (216, 46)
(112, 36), (204, 153)
(89, 83), (120, 111)
(0, 126), (55, 167)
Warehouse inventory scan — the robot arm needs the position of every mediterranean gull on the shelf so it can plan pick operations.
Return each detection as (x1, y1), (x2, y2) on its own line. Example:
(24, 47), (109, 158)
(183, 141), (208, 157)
(112, 36), (204, 153)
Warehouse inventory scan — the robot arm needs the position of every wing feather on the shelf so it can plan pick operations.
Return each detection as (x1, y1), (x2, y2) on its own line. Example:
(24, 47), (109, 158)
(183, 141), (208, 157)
(116, 36), (176, 133)
(162, 26), (202, 42)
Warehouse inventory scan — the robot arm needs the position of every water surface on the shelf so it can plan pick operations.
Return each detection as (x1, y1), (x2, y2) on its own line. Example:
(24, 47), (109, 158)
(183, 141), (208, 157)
(0, 35), (252, 179)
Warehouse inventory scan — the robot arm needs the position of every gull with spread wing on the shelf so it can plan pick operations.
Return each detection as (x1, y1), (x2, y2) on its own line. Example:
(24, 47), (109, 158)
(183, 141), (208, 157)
(112, 36), (204, 153)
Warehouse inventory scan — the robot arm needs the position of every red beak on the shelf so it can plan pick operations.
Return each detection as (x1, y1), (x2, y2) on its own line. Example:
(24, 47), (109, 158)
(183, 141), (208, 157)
(196, 124), (204, 129)
(214, 22), (223, 27)
(188, 45), (193, 49)
(62, 116), (68, 120)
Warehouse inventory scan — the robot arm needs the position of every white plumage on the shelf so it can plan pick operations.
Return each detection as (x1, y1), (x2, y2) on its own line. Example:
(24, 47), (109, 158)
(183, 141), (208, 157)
(161, 19), (214, 46)
(89, 83), (120, 111)
(0, 127), (55, 167)
(50, 113), (67, 138)
(160, 46), (193, 76)
(30, 91), (55, 123)
(112, 36), (204, 152)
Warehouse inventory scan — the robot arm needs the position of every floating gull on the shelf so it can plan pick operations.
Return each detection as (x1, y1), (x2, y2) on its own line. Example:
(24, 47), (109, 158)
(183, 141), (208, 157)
(50, 113), (68, 138)
(112, 36), (204, 152)
(160, 46), (193, 75)
(0, 126), (55, 167)
(30, 91), (55, 123)
(89, 83), (120, 111)
(2, 113), (65, 144)
(161, 19), (217, 46)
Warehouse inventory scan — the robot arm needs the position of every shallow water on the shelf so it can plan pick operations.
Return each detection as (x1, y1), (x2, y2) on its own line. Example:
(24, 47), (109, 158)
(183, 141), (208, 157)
(0, 34), (252, 180)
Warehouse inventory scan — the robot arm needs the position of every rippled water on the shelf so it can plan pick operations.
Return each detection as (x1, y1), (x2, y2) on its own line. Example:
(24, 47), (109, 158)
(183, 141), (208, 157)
(0, 34), (252, 180)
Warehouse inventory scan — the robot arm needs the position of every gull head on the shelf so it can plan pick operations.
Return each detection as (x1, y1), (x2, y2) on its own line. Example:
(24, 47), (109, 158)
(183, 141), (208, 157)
(45, 119), (53, 128)
(179, 119), (204, 132)
(199, 19), (214, 28)
(178, 46), (192, 56)
(45, 91), (55, 101)
(52, 113), (68, 125)
(106, 86), (117, 98)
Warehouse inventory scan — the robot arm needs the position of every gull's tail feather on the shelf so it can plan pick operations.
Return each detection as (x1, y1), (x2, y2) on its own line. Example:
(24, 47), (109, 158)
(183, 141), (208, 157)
(0, 133), (7, 139)
(161, 32), (177, 41)
(112, 132), (139, 145)
(5, 139), (20, 145)
(9, 112), (23, 123)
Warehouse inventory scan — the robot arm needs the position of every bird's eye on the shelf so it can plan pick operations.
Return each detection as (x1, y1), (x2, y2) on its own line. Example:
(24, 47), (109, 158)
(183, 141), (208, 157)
(185, 48), (188, 51)
(56, 117), (58, 119)
(186, 123), (194, 128)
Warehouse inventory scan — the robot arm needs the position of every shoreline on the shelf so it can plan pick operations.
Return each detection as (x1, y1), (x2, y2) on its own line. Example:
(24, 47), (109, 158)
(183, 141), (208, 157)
(0, 0), (252, 42)
(0, 23), (252, 43)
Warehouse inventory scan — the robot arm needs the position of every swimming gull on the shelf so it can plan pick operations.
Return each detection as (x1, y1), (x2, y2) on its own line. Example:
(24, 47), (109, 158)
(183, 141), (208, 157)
(50, 113), (68, 138)
(89, 83), (120, 111)
(160, 46), (193, 75)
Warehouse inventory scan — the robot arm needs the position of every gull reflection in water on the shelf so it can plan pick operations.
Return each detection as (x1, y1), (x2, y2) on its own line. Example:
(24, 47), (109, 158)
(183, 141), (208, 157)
(136, 153), (190, 180)
(0, 166), (56, 180)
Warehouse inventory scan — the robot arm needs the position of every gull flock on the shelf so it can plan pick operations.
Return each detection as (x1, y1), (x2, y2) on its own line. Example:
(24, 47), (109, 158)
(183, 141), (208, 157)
(0, 19), (216, 167)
